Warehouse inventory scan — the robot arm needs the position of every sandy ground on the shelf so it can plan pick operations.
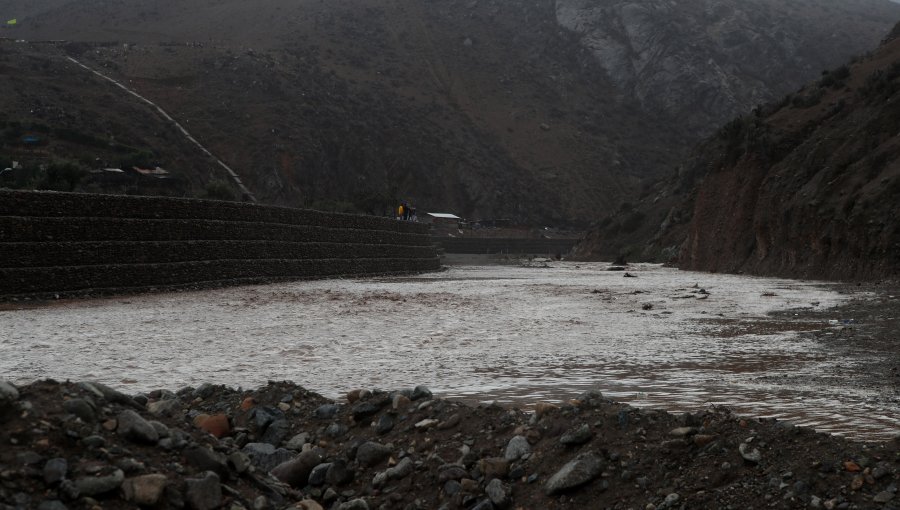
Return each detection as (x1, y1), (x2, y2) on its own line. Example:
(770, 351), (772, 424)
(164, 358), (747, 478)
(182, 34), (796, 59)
(1, 262), (897, 440)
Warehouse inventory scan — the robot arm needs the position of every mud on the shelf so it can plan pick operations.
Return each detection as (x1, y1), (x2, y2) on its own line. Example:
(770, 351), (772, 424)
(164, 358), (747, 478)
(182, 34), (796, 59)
(1, 263), (897, 441)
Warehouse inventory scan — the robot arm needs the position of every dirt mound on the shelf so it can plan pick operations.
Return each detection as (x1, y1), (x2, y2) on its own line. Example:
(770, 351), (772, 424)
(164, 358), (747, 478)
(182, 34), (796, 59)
(1, 379), (897, 509)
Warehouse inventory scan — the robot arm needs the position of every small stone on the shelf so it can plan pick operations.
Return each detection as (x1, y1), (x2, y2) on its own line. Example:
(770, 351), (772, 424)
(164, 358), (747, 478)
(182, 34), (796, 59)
(392, 394), (411, 410)
(873, 491), (894, 504)
(693, 434), (717, 447)
(277, 402), (291, 412)
(260, 419), (291, 446)
(74, 469), (125, 496)
(227, 452), (251, 474)
(739, 442), (761, 464)
(147, 398), (182, 417)
(373, 457), (414, 487)
(356, 442), (392, 467)
(415, 418), (439, 429)
(184, 446), (229, 478)
(486, 478), (509, 508)
(242, 443), (295, 472)
(271, 451), (323, 487)
(36, 501), (67, 510)
(117, 410), (159, 444)
(534, 402), (558, 419)
(504, 436), (531, 461)
(62, 399), (96, 422)
(438, 465), (468, 482)
(193, 383), (216, 400)
(669, 427), (698, 437)
(438, 413), (461, 430)
(286, 432), (310, 450)
(544, 453), (604, 495)
(294, 500), (324, 510)
(659, 493), (680, 509)
(338, 499), (369, 510)
(325, 422), (348, 438)
(82, 436), (106, 448)
(347, 389), (371, 403)
(470, 500), (493, 510)
(375, 414), (394, 435)
(351, 401), (380, 421)
(314, 404), (339, 420)
(240, 397), (257, 411)
(122, 474), (168, 506)
(308, 463), (332, 486)
(560, 424), (592, 445)
(850, 475), (864, 491)
(185, 471), (221, 510)
(193, 414), (231, 438)
(478, 458), (510, 480)
(444, 480), (462, 496)
(411, 386), (433, 401)
(43, 458), (68, 485)
(0, 380), (21, 403)
(326, 459), (354, 486)
(149, 420), (170, 439)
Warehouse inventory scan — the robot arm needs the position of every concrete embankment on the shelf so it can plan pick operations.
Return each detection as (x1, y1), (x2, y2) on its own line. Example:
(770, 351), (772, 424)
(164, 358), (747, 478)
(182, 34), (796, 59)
(0, 190), (439, 299)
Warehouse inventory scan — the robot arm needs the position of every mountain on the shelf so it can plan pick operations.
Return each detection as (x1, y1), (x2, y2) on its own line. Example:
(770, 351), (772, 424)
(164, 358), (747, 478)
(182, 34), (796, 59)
(578, 24), (900, 280)
(2, 0), (899, 224)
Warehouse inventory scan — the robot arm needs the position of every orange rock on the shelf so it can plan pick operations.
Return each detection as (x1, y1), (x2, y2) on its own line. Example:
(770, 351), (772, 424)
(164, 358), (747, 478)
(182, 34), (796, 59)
(534, 402), (558, 419)
(194, 413), (231, 438)
(240, 397), (257, 411)
(693, 434), (717, 447)
(843, 461), (862, 472)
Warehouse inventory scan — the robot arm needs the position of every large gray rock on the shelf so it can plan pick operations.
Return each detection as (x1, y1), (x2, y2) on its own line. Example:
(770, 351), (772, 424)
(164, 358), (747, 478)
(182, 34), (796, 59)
(79, 381), (141, 409)
(486, 478), (510, 508)
(560, 424), (592, 445)
(74, 469), (124, 496)
(62, 399), (96, 423)
(184, 446), (229, 478)
(544, 453), (604, 495)
(147, 398), (182, 417)
(271, 451), (323, 488)
(122, 474), (169, 506)
(372, 457), (414, 487)
(355, 441), (391, 467)
(43, 458), (68, 485)
(185, 471), (221, 510)
(242, 443), (295, 472)
(503, 436), (531, 461)
(117, 410), (159, 444)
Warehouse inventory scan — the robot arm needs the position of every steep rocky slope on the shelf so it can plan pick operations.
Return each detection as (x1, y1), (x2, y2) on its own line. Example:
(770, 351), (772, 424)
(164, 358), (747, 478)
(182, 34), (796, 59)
(1, 0), (899, 223)
(556, 0), (900, 136)
(578, 26), (900, 280)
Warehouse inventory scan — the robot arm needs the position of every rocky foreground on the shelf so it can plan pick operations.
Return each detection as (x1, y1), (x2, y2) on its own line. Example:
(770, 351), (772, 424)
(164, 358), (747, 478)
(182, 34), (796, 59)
(0, 380), (897, 510)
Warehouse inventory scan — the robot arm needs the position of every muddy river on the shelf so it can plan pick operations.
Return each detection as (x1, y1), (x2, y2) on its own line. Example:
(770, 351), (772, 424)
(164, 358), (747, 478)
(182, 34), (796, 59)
(2, 263), (897, 440)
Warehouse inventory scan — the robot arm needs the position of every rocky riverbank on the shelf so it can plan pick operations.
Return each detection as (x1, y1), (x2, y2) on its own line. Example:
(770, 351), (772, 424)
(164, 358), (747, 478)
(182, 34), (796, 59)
(0, 379), (898, 510)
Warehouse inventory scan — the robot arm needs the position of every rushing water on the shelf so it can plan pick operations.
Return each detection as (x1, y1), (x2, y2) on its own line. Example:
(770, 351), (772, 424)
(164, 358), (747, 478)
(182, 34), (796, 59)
(1, 263), (897, 440)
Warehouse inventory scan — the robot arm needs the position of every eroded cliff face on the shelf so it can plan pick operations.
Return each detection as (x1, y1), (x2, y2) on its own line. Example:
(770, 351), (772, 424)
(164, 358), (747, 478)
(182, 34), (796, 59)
(675, 33), (900, 280)
(556, 0), (900, 136)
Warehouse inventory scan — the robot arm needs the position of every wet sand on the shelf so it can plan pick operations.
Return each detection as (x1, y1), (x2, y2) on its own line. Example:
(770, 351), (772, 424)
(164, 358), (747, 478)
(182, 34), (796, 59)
(1, 263), (897, 440)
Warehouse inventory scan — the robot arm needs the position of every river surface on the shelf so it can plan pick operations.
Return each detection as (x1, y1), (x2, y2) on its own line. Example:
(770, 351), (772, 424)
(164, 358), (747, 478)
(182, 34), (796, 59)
(2, 263), (897, 440)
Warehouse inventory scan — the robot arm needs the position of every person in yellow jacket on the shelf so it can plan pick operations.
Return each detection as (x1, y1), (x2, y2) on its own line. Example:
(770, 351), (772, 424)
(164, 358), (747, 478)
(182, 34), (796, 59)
(397, 203), (405, 220)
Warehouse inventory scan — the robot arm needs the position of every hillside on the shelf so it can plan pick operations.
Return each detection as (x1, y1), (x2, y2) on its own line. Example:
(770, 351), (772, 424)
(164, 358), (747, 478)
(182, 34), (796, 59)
(578, 25), (900, 280)
(1, 0), (899, 223)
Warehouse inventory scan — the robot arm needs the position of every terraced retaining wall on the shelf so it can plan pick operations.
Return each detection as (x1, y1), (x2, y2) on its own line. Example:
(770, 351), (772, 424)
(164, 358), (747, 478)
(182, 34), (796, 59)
(0, 190), (440, 298)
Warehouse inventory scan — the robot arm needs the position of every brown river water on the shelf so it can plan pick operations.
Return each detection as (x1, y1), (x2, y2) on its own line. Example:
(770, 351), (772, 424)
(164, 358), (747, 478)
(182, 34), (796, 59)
(1, 263), (897, 440)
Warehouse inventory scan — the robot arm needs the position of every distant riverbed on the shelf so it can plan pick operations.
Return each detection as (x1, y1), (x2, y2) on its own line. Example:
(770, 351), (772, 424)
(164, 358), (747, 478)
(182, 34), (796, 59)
(2, 263), (897, 440)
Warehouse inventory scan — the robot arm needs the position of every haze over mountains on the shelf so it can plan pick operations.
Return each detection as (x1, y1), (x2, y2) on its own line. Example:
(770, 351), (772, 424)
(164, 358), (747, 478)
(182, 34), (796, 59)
(1, 0), (899, 226)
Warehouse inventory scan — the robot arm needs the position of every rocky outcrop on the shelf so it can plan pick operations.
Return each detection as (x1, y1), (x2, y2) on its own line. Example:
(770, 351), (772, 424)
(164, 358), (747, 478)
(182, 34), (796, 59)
(556, 0), (900, 136)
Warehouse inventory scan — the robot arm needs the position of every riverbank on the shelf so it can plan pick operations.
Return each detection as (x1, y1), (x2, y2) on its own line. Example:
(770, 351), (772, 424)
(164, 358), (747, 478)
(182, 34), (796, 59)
(1, 378), (898, 510)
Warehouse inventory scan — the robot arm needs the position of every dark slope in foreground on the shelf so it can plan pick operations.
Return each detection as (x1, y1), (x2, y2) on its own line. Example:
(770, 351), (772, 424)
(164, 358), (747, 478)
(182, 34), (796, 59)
(578, 27), (900, 280)
(0, 378), (898, 510)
